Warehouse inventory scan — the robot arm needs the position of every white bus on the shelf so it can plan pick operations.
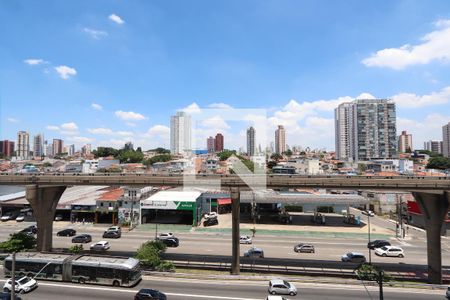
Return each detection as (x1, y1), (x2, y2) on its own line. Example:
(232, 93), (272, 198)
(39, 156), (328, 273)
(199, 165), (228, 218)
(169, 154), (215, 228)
(4, 252), (141, 287)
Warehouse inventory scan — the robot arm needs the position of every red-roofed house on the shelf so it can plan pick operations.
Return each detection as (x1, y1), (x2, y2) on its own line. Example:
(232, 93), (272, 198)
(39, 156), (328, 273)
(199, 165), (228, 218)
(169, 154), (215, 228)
(95, 187), (124, 224)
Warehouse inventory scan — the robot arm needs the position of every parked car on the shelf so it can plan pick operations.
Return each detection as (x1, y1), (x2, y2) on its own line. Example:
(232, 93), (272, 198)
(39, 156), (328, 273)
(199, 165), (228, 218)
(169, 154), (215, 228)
(134, 288), (167, 300)
(294, 243), (315, 253)
(375, 246), (404, 258)
(1, 213), (14, 222)
(90, 241), (110, 251)
(103, 231), (121, 239)
(268, 279), (297, 296)
(362, 210), (375, 217)
(19, 225), (37, 235)
(15, 214), (26, 222)
(159, 237), (179, 247)
(54, 215), (63, 221)
(105, 226), (121, 234)
(341, 252), (366, 263)
(2, 276), (37, 294)
(203, 218), (219, 227)
(240, 235), (252, 244)
(0, 292), (22, 300)
(204, 212), (218, 220)
(158, 233), (174, 240)
(367, 240), (391, 250)
(244, 247), (264, 258)
(72, 234), (92, 243)
(57, 229), (76, 237)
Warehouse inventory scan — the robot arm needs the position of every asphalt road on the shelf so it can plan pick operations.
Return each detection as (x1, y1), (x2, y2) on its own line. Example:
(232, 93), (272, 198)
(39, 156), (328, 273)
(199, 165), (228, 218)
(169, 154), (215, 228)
(0, 276), (446, 300)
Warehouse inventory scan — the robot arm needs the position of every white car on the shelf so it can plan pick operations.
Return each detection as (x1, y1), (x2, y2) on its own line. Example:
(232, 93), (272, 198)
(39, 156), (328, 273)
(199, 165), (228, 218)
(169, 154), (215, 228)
(158, 232), (174, 240)
(204, 212), (218, 220)
(375, 246), (404, 258)
(15, 214), (26, 222)
(266, 296), (289, 300)
(3, 276), (38, 294)
(362, 210), (375, 217)
(90, 240), (110, 251)
(1, 214), (13, 222)
(240, 235), (252, 244)
(268, 279), (297, 296)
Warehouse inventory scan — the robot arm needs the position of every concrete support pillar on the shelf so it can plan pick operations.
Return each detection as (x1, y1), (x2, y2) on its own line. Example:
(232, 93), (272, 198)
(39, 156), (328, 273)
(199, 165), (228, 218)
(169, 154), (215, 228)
(230, 187), (240, 275)
(412, 191), (450, 284)
(26, 185), (67, 252)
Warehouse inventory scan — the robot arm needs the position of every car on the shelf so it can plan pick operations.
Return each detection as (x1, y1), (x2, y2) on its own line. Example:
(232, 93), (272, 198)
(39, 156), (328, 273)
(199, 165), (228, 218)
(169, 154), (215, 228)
(90, 241), (110, 251)
(367, 240), (391, 250)
(134, 288), (167, 300)
(158, 232), (174, 240)
(203, 218), (219, 227)
(1, 214), (13, 222)
(0, 292), (22, 300)
(341, 252), (366, 263)
(268, 279), (297, 296)
(103, 231), (121, 239)
(105, 226), (121, 234)
(19, 225), (37, 235)
(375, 246), (404, 258)
(362, 210), (375, 217)
(158, 237), (179, 247)
(15, 214), (26, 222)
(57, 229), (76, 237)
(244, 247), (264, 258)
(294, 243), (315, 253)
(2, 276), (38, 294)
(71, 234), (92, 243)
(54, 215), (63, 221)
(446, 286), (450, 299)
(266, 296), (289, 300)
(204, 212), (218, 220)
(240, 235), (252, 244)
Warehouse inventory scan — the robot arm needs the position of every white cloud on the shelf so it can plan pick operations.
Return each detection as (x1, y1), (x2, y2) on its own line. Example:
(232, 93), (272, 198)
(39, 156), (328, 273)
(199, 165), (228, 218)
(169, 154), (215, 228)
(60, 122), (78, 131)
(83, 28), (108, 39)
(54, 65), (77, 79)
(356, 93), (376, 100)
(208, 103), (233, 109)
(117, 131), (133, 136)
(7, 117), (19, 123)
(362, 19), (450, 69)
(46, 125), (59, 131)
(147, 125), (170, 136)
(201, 115), (230, 130)
(115, 110), (147, 121)
(91, 103), (103, 110)
(88, 127), (133, 136)
(392, 86), (450, 108)
(182, 102), (201, 114)
(126, 122), (137, 127)
(67, 136), (95, 144)
(23, 59), (45, 65)
(98, 139), (130, 148)
(109, 14), (124, 25)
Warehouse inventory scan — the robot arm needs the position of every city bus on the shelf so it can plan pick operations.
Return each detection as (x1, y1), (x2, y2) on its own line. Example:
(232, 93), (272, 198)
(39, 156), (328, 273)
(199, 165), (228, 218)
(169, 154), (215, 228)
(4, 252), (141, 287)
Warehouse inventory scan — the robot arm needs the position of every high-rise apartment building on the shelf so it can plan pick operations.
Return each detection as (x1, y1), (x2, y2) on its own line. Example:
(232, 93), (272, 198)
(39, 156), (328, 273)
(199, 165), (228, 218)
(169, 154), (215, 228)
(207, 136), (215, 153)
(424, 140), (443, 154)
(246, 126), (256, 157)
(0, 140), (15, 157)
(33, 134), (44, 157)
(215, 133), (224, 152)
(53, 139), (64, 156)
(335, 99), (397, 161)
(81, 144), (91, 156)
(170, 112), (192, 154)
(17, 131), (30, 160)
(68, 144), (75, 156)
(443, 122), (450, 158)
(275, 125), (286, 154)
(398, 130), (413, 153)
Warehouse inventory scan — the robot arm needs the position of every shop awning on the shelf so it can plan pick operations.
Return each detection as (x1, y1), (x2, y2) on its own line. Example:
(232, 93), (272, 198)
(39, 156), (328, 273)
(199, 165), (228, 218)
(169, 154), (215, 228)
(217, 198), (232, 205)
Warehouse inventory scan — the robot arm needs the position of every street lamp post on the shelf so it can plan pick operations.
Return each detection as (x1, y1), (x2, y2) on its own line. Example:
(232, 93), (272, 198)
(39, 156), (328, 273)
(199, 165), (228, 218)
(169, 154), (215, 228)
(367, 214), (372, 264)
(11, 252), (16, 300)
(154, 209), (158, 240)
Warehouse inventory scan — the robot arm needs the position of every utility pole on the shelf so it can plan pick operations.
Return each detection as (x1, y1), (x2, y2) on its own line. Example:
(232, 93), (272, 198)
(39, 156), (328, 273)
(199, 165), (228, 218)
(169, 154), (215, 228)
(368, 215), (372, 264)
(378, 270), (384, 300)
(11, 252), (16, 300)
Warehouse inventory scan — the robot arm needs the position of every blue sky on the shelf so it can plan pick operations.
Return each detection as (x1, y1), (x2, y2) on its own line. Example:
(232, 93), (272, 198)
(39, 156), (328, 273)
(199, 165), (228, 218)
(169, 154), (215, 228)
(1, 0), (450, 151)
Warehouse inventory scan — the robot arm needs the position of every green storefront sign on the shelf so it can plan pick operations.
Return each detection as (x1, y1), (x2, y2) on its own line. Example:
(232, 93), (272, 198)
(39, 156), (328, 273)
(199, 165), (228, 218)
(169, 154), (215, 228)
(176, 201), (195, 210)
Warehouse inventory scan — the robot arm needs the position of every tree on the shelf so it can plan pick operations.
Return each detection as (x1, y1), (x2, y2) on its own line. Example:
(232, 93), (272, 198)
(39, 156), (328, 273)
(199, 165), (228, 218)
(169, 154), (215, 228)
(152, 147), (170, 154)
(135, 240), (174, 271)
(0, 232), (37, 252)
(282, 149), (293, 157)
(267, 161), (277, 169)
(218, 150), (236, 161)
(43, 162), (52, 167)
(270, 153), (283, 162)
(118, 150), (144, 163)
(427, 156), (450, 170)
(143, 154), (172, 166)
(136, 147), (142, 153)
(92, 147), (119, 158)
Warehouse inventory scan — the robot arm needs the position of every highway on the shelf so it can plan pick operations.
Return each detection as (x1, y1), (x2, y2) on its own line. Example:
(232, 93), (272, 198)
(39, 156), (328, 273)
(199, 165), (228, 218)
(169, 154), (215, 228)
(0, 275), (446, 300)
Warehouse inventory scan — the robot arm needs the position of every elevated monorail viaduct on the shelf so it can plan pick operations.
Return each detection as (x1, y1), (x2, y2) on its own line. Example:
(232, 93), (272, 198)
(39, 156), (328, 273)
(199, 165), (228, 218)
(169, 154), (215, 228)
(0, 174), (448, 283)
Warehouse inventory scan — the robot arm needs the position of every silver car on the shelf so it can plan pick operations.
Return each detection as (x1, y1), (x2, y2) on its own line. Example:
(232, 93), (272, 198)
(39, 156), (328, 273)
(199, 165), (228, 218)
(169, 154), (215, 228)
(268, 279), (297, 296)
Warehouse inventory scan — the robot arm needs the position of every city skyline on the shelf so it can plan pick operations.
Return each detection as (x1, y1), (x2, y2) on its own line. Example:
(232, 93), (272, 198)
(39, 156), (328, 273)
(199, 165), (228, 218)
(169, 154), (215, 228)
(1, 2), (450, 151)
